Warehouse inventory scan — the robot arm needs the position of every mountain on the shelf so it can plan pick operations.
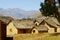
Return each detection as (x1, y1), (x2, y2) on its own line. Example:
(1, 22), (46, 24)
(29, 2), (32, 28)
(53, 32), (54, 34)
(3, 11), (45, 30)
(29, 11), (42, 19)
(0, 8), (37, 19)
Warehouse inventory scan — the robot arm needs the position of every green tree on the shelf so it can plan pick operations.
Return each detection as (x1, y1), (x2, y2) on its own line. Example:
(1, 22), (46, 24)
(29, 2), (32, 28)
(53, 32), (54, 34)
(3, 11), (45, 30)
(40, 1), (58, 17)
(58, 0), (60, 7)
(40, 2), (51, 16)
(40, 1), (60, 22)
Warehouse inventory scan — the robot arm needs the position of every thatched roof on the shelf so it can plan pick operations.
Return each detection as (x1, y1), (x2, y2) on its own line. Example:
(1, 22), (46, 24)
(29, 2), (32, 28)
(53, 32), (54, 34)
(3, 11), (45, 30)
(50, 17), (60, 26)
(13, 20), (34, 29)
(35, 17), (60, 28)
(0, 16), (13, 24)
(35, 16), (46, 24)
(35, 25), (48, 31)
(45, 17), (60, 28)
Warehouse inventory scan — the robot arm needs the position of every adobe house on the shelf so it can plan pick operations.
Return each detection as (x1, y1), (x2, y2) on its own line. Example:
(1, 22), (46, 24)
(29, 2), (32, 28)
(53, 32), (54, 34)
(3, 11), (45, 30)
(45, 17), (60, 33)
(34, 16), (46, 26)
(0, 16), (13, 40)
(31, 25), (48, 34)
(14, 20), (34, 34)
(34, 17), (60, 33)
(45, 17), (59, 33)
(7, 20), (34, 36)
(0, 20), (6, 40)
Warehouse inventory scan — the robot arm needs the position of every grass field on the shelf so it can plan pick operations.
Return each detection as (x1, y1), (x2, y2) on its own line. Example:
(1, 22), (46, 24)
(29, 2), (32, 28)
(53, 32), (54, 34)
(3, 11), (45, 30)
(13, 33), (60, 40)
(40, 33), (60, 40)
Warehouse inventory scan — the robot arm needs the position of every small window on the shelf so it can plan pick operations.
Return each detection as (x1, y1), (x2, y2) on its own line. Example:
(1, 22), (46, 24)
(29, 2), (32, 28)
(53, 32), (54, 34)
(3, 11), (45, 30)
(33, 30), (35, 33)
(10, 29), (12, 32)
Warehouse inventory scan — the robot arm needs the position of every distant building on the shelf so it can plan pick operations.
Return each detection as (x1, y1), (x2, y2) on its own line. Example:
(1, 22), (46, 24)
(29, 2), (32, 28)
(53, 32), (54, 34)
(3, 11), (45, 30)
(31, 25), (48, 34)
(7, 20), (34, 36)
(7, 16), (60, 36)
(0, 16), (13, 40)
(0, 20), (6, 40)
(34, 17), (60, 33)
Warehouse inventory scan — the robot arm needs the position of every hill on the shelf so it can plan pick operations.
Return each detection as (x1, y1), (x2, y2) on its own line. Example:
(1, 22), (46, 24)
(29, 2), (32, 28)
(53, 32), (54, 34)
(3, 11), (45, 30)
(0, 8), (37, 19)
(29, 11), (42, 19)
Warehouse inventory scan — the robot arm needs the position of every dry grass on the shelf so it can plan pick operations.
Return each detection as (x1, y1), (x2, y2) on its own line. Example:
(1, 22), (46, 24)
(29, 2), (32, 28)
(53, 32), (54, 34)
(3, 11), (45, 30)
(13, 33), (60, 40)
(13, 33), (49, 40)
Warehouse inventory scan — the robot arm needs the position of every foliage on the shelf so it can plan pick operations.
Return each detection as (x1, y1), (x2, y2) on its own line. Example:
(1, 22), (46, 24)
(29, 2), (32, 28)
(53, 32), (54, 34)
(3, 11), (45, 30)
(22, 18), (31, 20)
(58, 0), (60, 6)
(22, 18), (27, 20)
(40, 2), (58, 17)
(40, 2), (51, 16)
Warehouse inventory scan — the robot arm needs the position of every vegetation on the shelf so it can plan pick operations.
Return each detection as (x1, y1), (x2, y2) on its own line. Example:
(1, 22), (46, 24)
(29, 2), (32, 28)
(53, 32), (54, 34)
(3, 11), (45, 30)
(40, 0), (60, 22)
(21, 18), (32, 20)
(40, 2), (52, 16)
(58, 0), (60, 7)
(13, 33), (49, 40)
(40, 1), (58, 17)
(13, 33), (60, 40)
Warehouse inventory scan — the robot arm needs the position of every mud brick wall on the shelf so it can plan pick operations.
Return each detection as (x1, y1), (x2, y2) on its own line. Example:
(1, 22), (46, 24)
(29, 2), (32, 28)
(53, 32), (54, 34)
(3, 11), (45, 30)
(0, 21), (6, 40)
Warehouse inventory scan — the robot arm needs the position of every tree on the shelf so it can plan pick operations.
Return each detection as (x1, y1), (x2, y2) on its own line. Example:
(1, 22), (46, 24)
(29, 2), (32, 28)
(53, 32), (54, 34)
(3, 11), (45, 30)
(40, 1), (58, 17)
(58, 0), (60, 7)
(40, 1), (60, 22)
(40, 2), (52, 16)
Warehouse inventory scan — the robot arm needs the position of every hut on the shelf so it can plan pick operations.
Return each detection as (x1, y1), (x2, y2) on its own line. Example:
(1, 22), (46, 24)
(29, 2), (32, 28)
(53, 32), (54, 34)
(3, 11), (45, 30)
(34, 16), (46, 26)
(31, 25), (48, 34)
(34, 17), (60, 33)
(45, 18), (58, 33)
(13, 20), (34, 34)
(45, 17), (60, 33)
(7, 20), (34, 36)
(0, 16), (13, 40)
(6, 21), (18, 37)
(0, 20), (6, 40)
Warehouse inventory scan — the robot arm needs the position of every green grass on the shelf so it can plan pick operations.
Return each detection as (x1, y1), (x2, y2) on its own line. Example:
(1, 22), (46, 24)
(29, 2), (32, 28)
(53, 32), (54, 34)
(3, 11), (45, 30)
(13, 33), (60, 40)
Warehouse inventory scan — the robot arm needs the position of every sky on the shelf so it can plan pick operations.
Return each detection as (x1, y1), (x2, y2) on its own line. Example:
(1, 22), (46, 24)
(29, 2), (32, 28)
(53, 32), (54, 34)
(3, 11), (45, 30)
(0, 0), (44, 11)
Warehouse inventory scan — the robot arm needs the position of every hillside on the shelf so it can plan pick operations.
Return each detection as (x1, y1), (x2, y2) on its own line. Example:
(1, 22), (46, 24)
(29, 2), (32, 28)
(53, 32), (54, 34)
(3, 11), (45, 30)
(29, 11), (42, 19)
(0, 8), (37, 19)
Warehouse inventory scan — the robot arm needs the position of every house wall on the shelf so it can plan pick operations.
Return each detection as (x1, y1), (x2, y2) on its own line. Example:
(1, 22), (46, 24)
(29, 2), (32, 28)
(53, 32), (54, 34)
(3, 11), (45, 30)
(35, 22), (39, 26)
(0, 21), (6, 40)
(45, 23), (55, 33)
(6, 37), (13, 40)
(57, 28), (60, 33)
(26, 29), (32, 33)
(31, 28), (48, 34)
(35, 21), (55, 33)
(31, 28), (38, 34)
(0, 21), (1, 40)
(45, 23), (50, 29)
(38, 31), (48, 33)
(18, 29), (32, 34)
(48, 28), (55, 33)
(7, 21), (18, 36)
(18, 29), (26, 34)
